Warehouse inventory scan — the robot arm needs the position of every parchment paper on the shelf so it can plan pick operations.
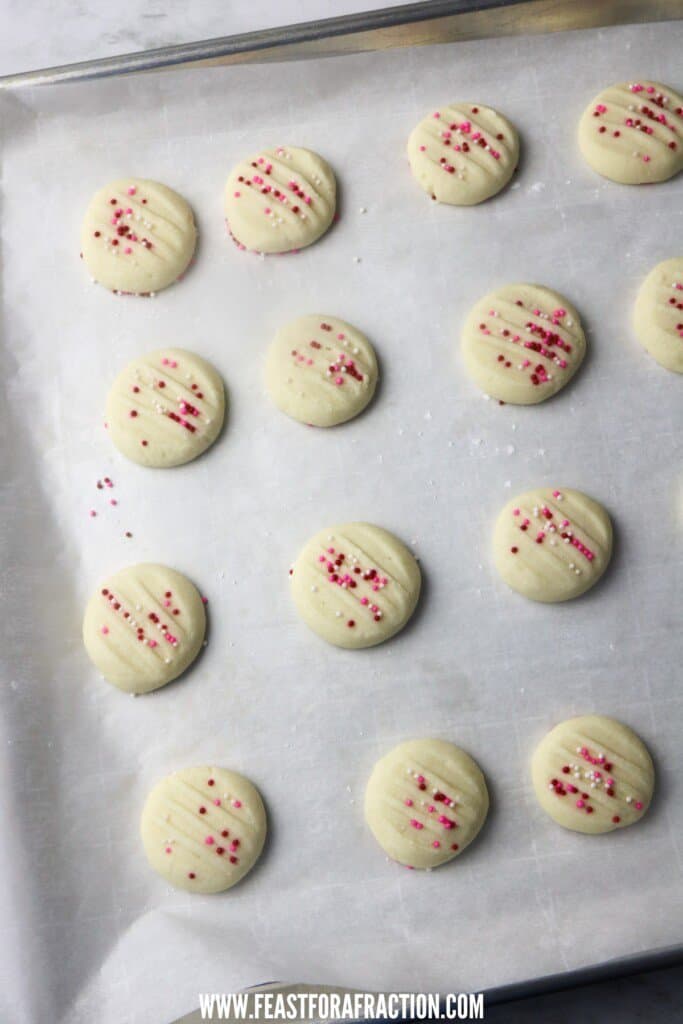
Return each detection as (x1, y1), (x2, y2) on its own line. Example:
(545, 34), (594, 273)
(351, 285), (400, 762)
(1, 20), (682, 1024)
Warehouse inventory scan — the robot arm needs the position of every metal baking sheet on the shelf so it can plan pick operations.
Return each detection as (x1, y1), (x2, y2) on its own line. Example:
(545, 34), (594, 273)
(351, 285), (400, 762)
(1, 15), (682, 1024)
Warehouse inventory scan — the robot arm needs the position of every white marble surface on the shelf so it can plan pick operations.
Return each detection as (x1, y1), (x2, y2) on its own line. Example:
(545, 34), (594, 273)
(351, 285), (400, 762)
(1, 0), (415, 76)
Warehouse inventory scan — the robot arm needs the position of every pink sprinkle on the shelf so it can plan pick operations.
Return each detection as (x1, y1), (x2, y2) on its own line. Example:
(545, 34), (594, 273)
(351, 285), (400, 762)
(164, 600), (171, 608)
(432, 840), (441, 849)
(124, 247), (132, 255)
(635, 801), (643, 810)
(576, 799), (585, 808)
(202, 596), (208, 605)
(642, 154), (651, 163)
(213, 798), (221, 806)
(101, 626), (109, 635)
(128, 186), (137, 195)
(204, 836), (215, 846)
(110, 499), (117, 506)
(148, 639), (158, 648)
(165, 846), (172, 854)
(234, 191), (241, 198)
(409, 819), (424, 830)
(89, 509), (96, 518)
(404, 798), (413, 807)
(232, 799), (242, 809)
(334, 376), (344, 386)
(419, 145), (426, 152)
(360, 596), (369, 606)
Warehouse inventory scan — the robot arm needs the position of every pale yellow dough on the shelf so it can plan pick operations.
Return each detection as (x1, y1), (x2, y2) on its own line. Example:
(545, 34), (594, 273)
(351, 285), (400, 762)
(290, 522), (421, 649)
(633, 257), (683, 373)
(224, 146), (336, 253)
(461, 283), (586, 404)
(365, 738), (489, 869)
(532, 716), (654, 835)
(81, 178), (197, 294)
(141, 765), (267, 893)
(578, 81), (683, 185)
(83, 563), (206, 694)
(265, 315), (378, 427)
(493, 487), (613, 603)
(106, 348), (226, 467)
(407, 102), (519, 205)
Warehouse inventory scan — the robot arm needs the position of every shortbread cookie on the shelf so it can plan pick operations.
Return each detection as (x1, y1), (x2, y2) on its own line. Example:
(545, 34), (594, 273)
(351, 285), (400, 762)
(407, 102), (519, 205)
(106, 349), (226, 467)
(290, 522), (421, 649)
(493, 487), (613, 603)
(266, 315), (378, 426)
(532, 715), (654, 834)
(578, 81), (683, 184)
(633, 257), (683, 373)
(83, 563), (206, 693)
(81, 178), (197, 294)
(224, 146), (336, 253)
(365, 738), (489, 869)
(461, 284), (586, 403)
(141, 765), (267, 892)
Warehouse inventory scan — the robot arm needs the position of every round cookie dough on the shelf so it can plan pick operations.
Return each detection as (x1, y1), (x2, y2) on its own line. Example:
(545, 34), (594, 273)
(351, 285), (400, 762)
(224, 146), (336, 253)
(290, 522), (421, 649)
(106, 348), (226, 467)
(578, 81), (683, 185)
(141, 765), (267, 892)
(265, 315), (378, 427)
(493, 487), (613, 603)
(407, 102), (519, 205)
(365, 738), (489, 869)
(81, 178), (197, 294)
(461, 284), (587, 404)
(532, 715), (654, 835)
(83, 563), (206, 693)
(633, 257), (683, 373)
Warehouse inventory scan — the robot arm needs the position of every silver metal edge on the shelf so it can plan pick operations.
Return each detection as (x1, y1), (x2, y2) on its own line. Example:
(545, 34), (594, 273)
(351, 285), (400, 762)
(0, 1), (529, 87)
(2, 0), (682, 89)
